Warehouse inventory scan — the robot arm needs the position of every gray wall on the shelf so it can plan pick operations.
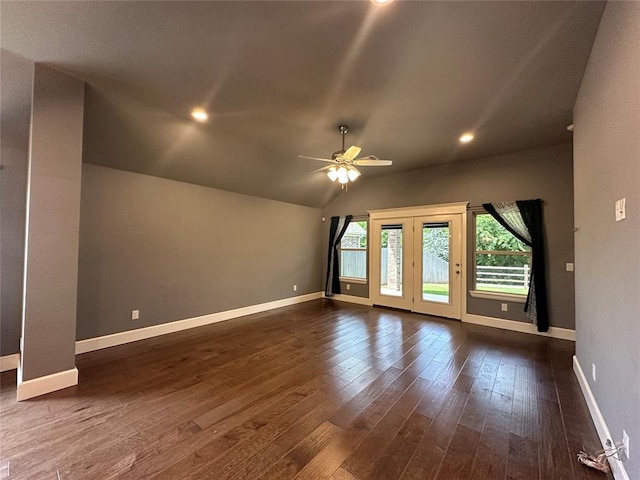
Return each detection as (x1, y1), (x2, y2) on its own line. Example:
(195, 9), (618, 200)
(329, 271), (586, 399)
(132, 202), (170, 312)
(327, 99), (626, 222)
(0, 51), (33, 356)
(21, 65), (84, 380)
(574, 2), (640, 478)
(322, 143), (575, 329)
(77, 164), (323, 340)
(0, 147), (28, 356)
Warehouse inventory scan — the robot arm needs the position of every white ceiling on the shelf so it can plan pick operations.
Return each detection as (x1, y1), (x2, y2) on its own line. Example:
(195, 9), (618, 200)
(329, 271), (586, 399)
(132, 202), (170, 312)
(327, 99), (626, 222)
(0, 1), (605, 207)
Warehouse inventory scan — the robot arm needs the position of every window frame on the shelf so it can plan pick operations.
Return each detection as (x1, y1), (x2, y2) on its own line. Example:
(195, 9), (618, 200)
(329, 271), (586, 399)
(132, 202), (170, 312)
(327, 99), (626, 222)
(338, 217), (368, 284)
(470, 211), (531, 303)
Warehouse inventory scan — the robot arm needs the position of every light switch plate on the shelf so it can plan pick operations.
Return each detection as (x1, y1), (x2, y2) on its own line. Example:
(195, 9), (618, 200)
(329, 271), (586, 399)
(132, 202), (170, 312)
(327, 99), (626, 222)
(623, 430), (630, 459)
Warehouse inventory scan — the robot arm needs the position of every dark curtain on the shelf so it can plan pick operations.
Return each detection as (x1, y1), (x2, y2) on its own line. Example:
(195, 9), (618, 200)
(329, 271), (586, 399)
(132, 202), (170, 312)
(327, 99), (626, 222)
(325, 215), (353, 297)
(483, 199), (549, 331)
(516, 200), (548, 331)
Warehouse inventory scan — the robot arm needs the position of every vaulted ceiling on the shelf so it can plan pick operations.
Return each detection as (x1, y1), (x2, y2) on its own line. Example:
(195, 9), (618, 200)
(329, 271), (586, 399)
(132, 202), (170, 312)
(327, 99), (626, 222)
(1, 1), (605, 207)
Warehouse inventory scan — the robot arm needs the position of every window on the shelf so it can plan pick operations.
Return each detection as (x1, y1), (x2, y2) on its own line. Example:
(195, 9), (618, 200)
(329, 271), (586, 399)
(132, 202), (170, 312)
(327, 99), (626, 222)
(339, 220), (367, 282)
(474, 213), (531, 296)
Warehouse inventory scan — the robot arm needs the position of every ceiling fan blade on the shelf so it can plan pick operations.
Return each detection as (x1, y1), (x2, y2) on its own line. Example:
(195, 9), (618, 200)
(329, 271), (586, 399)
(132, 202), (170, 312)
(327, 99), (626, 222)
(312, 165), (333, 174)
(354, 158), (393, 166)
(298, 155), (335, 163)
(342, 145), (361, 161)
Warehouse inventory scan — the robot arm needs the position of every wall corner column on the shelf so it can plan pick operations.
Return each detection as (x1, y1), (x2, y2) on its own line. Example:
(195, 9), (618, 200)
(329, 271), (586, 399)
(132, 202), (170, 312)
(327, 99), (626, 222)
(17, 64), (84, 401)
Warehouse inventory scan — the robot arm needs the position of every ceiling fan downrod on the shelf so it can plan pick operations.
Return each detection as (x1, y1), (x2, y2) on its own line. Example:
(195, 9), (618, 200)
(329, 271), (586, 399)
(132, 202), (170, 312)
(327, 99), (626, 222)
(339, 125), (349, 153)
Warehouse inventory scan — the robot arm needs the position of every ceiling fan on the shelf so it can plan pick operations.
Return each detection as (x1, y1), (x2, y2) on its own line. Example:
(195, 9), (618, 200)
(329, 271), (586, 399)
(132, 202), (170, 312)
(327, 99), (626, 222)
(299, 125), (392, 186)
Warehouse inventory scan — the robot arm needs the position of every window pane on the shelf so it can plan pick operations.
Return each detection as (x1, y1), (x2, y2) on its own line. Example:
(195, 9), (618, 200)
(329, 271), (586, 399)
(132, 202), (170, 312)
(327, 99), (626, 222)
(340, 250), (366, 279)
(340, 221), (367, 280)
(380, 225), (402, 296)
(474, 213), (531, 296)
(475, 253), (530, 295)
(422, 223), (449, 303)
(476, 214), (529, 252)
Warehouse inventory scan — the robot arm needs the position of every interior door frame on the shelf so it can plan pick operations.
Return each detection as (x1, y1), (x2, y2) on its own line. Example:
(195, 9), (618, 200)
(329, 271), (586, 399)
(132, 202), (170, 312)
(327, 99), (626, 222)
(368, 202), (468, 318)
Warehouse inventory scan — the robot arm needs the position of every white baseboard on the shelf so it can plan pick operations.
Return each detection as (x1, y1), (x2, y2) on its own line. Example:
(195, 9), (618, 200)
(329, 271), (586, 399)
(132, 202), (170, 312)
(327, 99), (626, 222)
(462, 313), (576, 341)
(16, 367), (78, 401)
(573, 356), (630, 480)
(2, 293), (323, 373)
(0, 353), (20, 372)
(76, 292), (323, 355)
(325, 294), (373, 306)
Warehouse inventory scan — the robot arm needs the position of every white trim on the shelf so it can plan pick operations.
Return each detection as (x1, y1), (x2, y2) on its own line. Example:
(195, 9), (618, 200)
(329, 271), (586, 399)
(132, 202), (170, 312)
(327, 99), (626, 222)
(573, 356), (630, 480)
(462, 313), (575, 341)
(469, 290), (527, 304)
(0, 353), (20, 372)
(16, 367), (78, 401)
(368, 201), (469, 219)
(326, 294), (373, 306)
(76, 292), (323, 355)
(461, 210), (468, 323)
(0, 293), (324, 372)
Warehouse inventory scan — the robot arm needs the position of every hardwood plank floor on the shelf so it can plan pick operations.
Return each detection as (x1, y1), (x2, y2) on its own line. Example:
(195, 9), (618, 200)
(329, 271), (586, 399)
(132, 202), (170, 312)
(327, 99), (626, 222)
(0, 300), (610, 479)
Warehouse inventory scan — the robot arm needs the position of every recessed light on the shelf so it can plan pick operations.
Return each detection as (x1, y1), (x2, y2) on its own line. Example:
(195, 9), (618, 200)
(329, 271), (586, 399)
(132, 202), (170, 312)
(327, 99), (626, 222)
(370, 0), (394, 5)
(459, 133), (474, 144)
(191, 108), (208, 122)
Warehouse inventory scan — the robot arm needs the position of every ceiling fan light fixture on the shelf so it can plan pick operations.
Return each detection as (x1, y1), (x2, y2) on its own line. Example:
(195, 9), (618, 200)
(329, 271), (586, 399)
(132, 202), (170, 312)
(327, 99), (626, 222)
(337, 166), (349, 184)
(300, 124), (392, 187)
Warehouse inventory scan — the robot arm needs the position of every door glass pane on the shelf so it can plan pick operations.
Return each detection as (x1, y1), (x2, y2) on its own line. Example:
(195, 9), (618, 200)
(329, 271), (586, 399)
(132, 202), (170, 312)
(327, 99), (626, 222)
(380, 225), (403, 297)
(422, 222), (450, 303)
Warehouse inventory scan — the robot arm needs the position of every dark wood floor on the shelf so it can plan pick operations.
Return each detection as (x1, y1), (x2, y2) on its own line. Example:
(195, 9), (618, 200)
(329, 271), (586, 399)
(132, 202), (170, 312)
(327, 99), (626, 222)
(0, 300), (609, 479)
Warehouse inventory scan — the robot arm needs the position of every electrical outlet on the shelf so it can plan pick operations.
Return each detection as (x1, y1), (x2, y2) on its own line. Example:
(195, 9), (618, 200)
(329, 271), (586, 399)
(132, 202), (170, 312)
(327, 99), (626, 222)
(615, 198), (626, 221)
(293, 285), (297, 292)
(623, 430), (630, 459)
(592, 363), (596, 382)
(346, 284), (351, 290)
(566, 262), (574, 272)
(501, 303), (508, 312)
(132, 309), (139, 320)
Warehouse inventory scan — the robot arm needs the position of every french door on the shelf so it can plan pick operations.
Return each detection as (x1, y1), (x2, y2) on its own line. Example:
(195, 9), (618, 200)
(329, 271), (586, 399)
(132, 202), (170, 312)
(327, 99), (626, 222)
(370, 218), (414, 310)
(412, 215), (462, 318)
(370, 207), (464, 319)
